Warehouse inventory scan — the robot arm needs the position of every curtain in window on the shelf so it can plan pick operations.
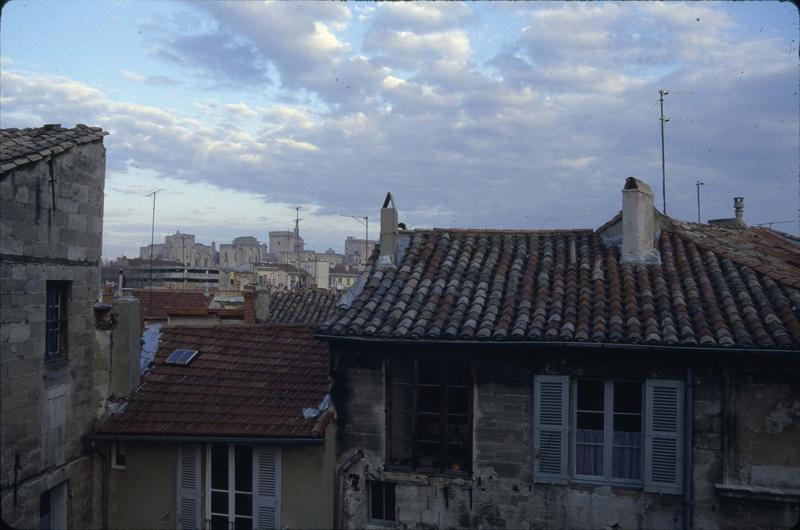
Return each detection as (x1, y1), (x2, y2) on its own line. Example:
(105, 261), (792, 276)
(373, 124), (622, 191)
(612, 431), (642, 480)
(575, 429), (603, 476)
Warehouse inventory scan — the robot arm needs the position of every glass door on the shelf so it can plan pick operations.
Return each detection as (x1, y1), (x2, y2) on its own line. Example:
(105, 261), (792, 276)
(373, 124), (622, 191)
(209, 444), (253, 530)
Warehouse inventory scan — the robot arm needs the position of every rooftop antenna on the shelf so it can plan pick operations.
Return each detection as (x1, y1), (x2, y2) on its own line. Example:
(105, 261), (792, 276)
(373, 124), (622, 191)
(294, 207), (302, 287)
(145, 188), (163, 314)
(695, 180), (704, 223)
(659, 89), (670, 214)
(341, 214), (369, 268)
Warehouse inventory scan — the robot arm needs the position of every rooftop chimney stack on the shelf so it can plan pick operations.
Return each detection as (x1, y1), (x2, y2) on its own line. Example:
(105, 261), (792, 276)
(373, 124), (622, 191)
(379, 192), (399, 266)
(621, 177), (660, 264)
(734, 197), (745, 225)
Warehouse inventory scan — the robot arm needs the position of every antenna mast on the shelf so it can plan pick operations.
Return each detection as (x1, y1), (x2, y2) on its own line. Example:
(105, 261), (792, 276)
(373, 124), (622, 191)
(145, 188), (162, 314)
(695, 180), (704, 223)
(341, 214), (369, 268)
(659, 89), (670, 214)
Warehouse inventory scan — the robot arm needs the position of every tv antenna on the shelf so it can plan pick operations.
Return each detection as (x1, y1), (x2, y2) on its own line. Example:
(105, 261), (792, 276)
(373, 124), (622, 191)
(695, 180), (704, 223)
(341, 214), (369, 267)
(144, 188), (163, 314)
(659, 89), (670, 214)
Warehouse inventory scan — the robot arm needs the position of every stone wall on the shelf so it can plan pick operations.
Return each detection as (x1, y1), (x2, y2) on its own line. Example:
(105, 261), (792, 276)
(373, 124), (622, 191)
(331, 343), (800, 529)
(0, 140), (106, 529)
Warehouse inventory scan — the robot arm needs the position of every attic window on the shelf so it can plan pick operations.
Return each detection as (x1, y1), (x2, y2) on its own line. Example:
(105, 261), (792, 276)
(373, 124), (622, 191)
(165, 349), (199, 365)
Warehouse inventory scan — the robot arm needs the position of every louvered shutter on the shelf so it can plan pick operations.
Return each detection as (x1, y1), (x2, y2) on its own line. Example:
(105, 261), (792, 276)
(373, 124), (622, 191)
(176, 445), (201, 530)
(533, 375), (569, 484)
(644, 379), (685, 494)
(253, 446), (282, 530)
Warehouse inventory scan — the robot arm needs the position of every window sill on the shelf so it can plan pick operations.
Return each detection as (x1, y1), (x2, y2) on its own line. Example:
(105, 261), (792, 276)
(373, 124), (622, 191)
(715, 483), (800, 504)
(44, 357), (69, 368)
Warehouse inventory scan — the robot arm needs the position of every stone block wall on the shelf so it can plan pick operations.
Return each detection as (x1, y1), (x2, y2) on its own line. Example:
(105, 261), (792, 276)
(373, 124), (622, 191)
(1, 140), (106, 529)
(331, 344), (800, 530)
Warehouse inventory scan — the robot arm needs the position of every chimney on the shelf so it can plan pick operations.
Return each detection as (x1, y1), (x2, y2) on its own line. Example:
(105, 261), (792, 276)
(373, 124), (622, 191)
(243, 287), (256, 324)
(621, 177), (660, 264)
(379, 192), (398, 266)
(116, 270), (125, 297)
(734, 197), (745, 225)
(255, 286), (270, 323)
(109, 296), (141, 397)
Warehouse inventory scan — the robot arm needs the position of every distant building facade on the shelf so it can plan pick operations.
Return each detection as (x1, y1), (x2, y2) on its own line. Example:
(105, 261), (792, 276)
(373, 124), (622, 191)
(344, 236), (377, 266)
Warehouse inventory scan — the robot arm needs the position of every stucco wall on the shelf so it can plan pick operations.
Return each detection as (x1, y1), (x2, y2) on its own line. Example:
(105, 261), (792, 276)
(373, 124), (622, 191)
(282, 440), (335, 529)
(1, 141), (106, 529)
(108, 443), (176, 529)
(331, 344), (800, 530)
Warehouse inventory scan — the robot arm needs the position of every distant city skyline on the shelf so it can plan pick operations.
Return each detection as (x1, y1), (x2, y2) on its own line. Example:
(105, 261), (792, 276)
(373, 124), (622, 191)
(2, 1), (797, 260)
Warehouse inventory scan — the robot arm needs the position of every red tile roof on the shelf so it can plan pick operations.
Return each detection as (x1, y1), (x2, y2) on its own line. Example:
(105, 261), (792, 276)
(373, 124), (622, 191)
(319, 219), (800, 350)
(1, 124), (107, 174)
(132, 289), (212, 324)
(96, 325), (329, 439)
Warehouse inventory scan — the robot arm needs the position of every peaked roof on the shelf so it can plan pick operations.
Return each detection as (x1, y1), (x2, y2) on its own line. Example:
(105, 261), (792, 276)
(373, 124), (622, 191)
(319, 219), (800, 350)
(1, 124), (107, 174)
(267, 289), (340, 324)
(95, 325), (329, 439)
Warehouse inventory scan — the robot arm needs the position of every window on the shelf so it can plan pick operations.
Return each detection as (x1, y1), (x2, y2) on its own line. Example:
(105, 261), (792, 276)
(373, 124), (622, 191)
(533, 375), (684, 494)
(45, 281), (70, 361)
(388, 354), (472, 474)
(112, 442), (126, 469)
(40, 481), (68, 530)
(209, 444), (254, 530)
(369, 481), (396, 522)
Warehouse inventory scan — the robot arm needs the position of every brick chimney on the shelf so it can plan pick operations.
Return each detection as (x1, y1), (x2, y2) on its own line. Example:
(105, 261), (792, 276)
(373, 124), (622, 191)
(379, 192), (398, 266)
(243, 287), (256, 324)
(621, 177), (660, 264)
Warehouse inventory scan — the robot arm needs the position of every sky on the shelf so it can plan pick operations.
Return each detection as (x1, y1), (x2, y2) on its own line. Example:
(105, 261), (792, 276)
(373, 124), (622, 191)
(1, 1), (798, 260)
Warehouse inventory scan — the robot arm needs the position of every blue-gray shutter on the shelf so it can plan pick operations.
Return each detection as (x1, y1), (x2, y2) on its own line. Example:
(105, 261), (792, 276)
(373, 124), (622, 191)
(254, 446), (282, 530)
(533, 374), (569, 484)
(176, 444), (201, 530)
(644, 379), (685, 494)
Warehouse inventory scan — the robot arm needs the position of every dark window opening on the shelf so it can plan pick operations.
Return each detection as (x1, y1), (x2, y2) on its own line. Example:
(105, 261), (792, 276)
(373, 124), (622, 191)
(369, 481), (396, 522)
(45, 281), (70, 362)
(388, 354), (472, 474)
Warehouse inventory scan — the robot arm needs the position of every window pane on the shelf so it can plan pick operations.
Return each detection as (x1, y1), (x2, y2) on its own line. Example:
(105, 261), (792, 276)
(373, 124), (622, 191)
(391, 385), (414, 413)
(417, 441), (442, 470)
(211, 444), (228, 490)
(235, 493), (252, 516)
(391, 354), (413, 384)
(235, 446), (252, 492)
(211, 515), (228, 530)
(417, 386), (441, 413)
(234, 517), (252, 530)
(390, 439), (412, 468)
(370, 481), (384, 520)
(391, 413), (412, 440)
(577, 380), (604, 411)
(614, 413), (642, 433)
(576, 427), (604, 476)
(447, 388), (468, 415)
(577, 411), (603, 430)
(612, 444), (642, 480)
(417, 414), (441, 440)
(446, 443), (467, 472)
(614, 382), (642, 414)
(445, 358), (470, 386)
(446, 420), (468, 444)
(418, 358), (442, 384)
(211, 491), (228, 515)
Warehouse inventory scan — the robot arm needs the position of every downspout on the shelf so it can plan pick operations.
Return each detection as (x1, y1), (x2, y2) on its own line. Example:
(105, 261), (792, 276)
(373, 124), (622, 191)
(334, 449), (364, 529)
(90, 440), (109, 530)
(683, 366), (694, 530)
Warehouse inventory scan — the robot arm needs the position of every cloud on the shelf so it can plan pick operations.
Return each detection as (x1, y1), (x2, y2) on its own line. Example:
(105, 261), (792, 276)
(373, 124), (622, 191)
(121, 69), (180, 86)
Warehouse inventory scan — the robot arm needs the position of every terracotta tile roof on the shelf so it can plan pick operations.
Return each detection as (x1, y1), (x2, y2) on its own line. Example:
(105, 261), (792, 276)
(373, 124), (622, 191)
(267, 289), (340, 324)
(132, 289), (212, 325)
(1, 124), (107, 174)
(319, 222), (800, 350)
(96, 325), (329, 438)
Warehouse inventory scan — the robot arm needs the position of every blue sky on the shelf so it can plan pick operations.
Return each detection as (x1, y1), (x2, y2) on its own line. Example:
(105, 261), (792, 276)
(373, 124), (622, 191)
(1, 1), (797, 259)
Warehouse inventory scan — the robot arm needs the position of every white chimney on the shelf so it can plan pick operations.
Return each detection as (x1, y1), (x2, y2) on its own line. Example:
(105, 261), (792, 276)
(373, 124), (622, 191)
(621, 177), (660, 264)
(734, 197), (745, 225)
(379, 192), (398, 266)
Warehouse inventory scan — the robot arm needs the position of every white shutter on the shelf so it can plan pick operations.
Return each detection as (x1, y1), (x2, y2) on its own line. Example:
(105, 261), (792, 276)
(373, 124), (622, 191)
(254, 446), (282, 530)
(176, 445), (201, 530)
(644, 379), (685, 494)
(533, 375), (569, 484)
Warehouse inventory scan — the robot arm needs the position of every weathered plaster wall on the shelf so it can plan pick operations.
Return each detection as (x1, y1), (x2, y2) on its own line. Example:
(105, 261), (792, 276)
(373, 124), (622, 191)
(0, 142), (106, 529)
(283, 440), (335, 529)
(108, 443), (176, 530)
(332, 345), (800, 530)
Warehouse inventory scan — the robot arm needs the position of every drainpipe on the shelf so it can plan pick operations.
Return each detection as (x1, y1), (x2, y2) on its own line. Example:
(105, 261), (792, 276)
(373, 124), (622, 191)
(334, 449), (364, 529)
(683, 366), (694, 530)
(90, 440), (109, 530)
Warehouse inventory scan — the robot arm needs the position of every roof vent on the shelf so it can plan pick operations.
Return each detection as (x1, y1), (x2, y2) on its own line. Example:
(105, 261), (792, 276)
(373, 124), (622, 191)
(165, 349), (199, 365)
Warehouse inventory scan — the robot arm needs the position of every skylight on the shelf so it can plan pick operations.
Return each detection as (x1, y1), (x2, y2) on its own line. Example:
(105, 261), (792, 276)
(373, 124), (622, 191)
(165, 349), (199, 365)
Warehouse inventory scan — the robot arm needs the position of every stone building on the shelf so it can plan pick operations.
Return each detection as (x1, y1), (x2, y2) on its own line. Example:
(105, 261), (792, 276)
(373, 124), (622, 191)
(218, 236), (262, 271)
(318, 185), (800, 529)
(0, 124), (108, 529)
(329, 264), (360, 291)
(269, 230), (303, 257)
(140, 231), (217, 268)
(344, 236), (377, 267)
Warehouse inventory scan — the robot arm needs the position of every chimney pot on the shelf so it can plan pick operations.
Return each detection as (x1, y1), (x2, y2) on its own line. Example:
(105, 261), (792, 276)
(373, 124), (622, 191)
(734, 197), (745, 224)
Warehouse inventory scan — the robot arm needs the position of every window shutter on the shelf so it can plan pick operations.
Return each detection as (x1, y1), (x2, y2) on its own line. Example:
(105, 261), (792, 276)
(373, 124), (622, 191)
(253, 446), (282, 530)
(644, 379), (684, 494)
(175, 445), (201, 530)
(533, 375), (569, 484)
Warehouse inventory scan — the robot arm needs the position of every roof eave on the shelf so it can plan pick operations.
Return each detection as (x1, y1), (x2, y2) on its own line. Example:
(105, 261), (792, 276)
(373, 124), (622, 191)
(87, 433), (325, 444)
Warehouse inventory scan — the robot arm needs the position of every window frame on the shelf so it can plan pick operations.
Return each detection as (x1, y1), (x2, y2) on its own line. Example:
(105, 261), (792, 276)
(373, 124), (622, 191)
(205, 443), (254, 530)
(368, 480), (396, 523)
(45, 281), (70, 362)
(385, 353), (473, 476)
(111, 441), (127, 470)
(570, 379), (644, 487)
